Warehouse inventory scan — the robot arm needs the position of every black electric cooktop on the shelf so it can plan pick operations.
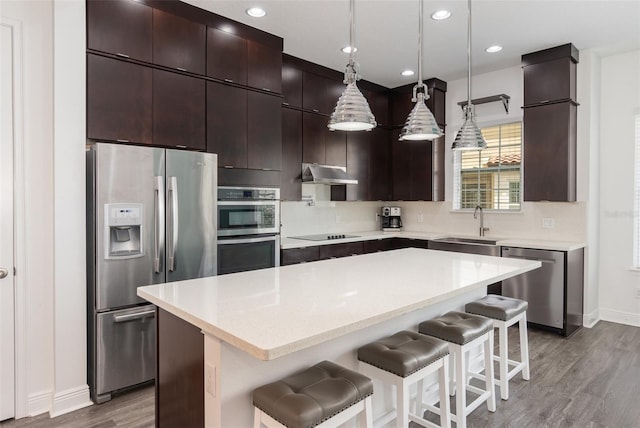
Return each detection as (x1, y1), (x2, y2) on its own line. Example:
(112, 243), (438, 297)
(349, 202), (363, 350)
(289, 234), (360, 241)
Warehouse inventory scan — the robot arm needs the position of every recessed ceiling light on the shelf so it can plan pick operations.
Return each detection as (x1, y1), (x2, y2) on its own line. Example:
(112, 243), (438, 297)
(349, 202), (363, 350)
(486, 45), (503, 53)
(401, 70), (415, 77)
(246, 7), (266, 18)
(431, 10), (451, 20)
(341, 46), (357, 54)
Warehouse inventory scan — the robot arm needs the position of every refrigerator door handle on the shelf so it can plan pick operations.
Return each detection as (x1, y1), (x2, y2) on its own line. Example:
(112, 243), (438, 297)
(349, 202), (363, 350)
(168, 176), (179, 272)
(154, 176), (165, 274)
(113, 309), (156, 323)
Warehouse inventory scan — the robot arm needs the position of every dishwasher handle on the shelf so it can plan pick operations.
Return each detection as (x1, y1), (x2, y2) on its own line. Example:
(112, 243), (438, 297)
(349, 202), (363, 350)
(503, 254), (557, 265)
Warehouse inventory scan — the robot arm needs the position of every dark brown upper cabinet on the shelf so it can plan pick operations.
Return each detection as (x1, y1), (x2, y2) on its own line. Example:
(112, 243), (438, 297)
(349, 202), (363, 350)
(345, 132), (370, 201)
(523, 101), (577, 202)
(368, 127), (391, 201)
(303, 72), (343, 115)
(363, 89), (389, 127)
(248, 92), (282, 170)
(302, 113), (346, 166)
(87, 54), (152, 145)
(206, 27), (248, 85)
(523, 43), (578, 106)
(153, 70), (205, 150)
(206, 82), (248, 167)
(391, 129), (434, 201)
(87, 0), (152, 62)
(282, 60), (303, 108)
(152, 9), (206, 74)
(248, 41), (282, 94)
(281, 108), (303, 201)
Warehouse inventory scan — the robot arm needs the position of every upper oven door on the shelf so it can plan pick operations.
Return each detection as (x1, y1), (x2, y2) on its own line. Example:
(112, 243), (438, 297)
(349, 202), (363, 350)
(217, 201), (279, 236)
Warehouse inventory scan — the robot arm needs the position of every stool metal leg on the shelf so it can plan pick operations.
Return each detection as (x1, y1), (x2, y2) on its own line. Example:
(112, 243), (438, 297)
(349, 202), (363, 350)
(498, 322), (509, 400)
(520, 312), (530, 380)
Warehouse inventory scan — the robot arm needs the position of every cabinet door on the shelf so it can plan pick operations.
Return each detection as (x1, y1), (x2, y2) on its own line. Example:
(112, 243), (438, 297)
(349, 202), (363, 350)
(364, 89), (389, 127)
(369, 127), (390, 201)
(390, 91), (413, 127)
(206, 82), (247, 167)
(153, 70), (205, 150)
(410, 140), (433, 201)
(87, 0), (152, 62)
(302, 112), (326, 164)
(319, 242), (363, 260)
(302, 72), (327, 113)
(87, 55), (152, 144)
(248, 41), (282, 93)
(206, 27), (247, 85)
(524, 58), (576, 106)
(346, 132), (369, 201)
(153, 9), (206, 74)
(281, 108), (303, 201)
(248, 92), (282, 170)
(426, 87), (446, 126)
(523, 102), (576, 201)
(391, 130), (412, 200)
(281, 247), (320, 265)
(325, 129), (346, 167)
(282, 61), (302, 108)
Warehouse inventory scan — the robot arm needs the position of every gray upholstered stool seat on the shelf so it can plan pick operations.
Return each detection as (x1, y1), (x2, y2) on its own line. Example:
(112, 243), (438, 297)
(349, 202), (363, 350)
(357, 330), (449, 377)
(465, 294), (531, 401)
(417, 311), (493, 345)
(252, 360), (373, 428)
(418, 311), (496, 428)
(465, 294), (528, 321)
(357, 331), (451, 427)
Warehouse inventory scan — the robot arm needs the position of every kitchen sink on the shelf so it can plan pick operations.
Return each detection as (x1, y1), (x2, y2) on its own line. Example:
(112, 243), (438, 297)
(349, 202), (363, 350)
(433, 237), (498, 246)
(430, 237), (500, 256)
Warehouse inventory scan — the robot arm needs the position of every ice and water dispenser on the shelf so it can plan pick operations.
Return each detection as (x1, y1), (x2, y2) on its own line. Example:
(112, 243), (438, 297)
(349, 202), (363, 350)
(104, 203), (144, 259)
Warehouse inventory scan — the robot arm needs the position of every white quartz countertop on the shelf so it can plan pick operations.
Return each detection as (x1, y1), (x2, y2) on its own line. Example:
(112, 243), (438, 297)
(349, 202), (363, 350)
(138, 248), (540, 361)
(281, 230), (585, 252)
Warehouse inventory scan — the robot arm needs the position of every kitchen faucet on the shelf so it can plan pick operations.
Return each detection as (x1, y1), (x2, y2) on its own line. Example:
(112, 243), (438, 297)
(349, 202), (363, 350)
(474, 205), (490, 237)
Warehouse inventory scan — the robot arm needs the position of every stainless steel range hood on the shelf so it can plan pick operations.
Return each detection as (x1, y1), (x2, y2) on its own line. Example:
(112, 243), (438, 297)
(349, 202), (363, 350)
(301, 163), (357, 185)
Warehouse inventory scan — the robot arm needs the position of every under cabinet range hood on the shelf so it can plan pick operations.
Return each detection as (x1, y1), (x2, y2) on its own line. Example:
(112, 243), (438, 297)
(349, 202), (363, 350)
(301, 163), (358, 185)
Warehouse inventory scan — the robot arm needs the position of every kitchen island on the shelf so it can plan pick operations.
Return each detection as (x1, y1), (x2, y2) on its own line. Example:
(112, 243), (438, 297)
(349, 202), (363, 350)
(138, 248), (540, 428)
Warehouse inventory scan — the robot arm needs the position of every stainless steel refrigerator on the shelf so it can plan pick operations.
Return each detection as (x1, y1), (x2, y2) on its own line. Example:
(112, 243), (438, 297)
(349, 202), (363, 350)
(86, 142), (217, 403)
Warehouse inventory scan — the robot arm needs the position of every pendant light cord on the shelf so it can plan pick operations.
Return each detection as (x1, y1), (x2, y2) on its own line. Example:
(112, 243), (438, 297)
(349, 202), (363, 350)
(417, 0), (423, 88)
(349, 0), (355, 68)
(467, 0), (472, 108)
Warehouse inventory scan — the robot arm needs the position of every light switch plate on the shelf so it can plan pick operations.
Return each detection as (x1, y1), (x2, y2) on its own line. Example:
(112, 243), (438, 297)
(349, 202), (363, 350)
(205, 362), (216, 397)
(542, 218), (555, 229)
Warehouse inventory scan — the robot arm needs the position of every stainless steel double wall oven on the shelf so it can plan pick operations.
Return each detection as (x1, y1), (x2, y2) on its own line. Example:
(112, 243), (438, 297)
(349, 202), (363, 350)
(217, 187), (280, 275)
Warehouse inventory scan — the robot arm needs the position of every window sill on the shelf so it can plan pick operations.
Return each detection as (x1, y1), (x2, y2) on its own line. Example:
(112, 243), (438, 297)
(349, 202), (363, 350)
(629, 267), (640, 274)
(450, 209), (524, 215)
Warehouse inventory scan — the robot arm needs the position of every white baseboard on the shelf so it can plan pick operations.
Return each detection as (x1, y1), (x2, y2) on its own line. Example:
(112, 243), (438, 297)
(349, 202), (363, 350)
(583, 308), (600, 328)
(27, 390), (52, 417)
(599, 308), (640, 328)
(49, 385), (92, 418)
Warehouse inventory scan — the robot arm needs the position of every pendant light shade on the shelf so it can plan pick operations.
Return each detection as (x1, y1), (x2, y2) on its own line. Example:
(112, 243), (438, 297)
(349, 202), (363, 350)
(399, 0), (442, 141)
(328, 0), (377, 132)
(452, 0), (487, 151)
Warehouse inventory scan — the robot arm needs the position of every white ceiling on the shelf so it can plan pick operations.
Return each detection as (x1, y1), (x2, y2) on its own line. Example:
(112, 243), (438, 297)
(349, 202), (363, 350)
(184, 0), (640, 88)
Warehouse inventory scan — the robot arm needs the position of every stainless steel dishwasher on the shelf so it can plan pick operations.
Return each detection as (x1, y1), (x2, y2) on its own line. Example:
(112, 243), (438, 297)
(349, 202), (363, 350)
(501, 247), (564, 329)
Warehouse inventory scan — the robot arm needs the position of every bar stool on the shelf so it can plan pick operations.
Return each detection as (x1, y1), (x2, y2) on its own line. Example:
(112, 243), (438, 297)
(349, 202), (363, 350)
(418, 311), (496, 428)
(357, 330), (451, 428)
(465, 294), (530, 400)
(252, 360), (373, 428)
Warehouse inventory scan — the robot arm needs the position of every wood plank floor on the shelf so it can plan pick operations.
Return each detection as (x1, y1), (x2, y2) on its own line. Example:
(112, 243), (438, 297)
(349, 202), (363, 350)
(2, 320), (639, 428)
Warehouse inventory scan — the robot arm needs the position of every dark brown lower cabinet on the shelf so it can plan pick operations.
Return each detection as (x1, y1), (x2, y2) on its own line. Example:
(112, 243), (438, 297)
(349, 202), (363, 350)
(319, 242), (363, 259)
(156, 308), (203, 428)
(523, 101), (577, 201)
(281, 246), (320, 265)
(87, 54), (152, 144)
(152, 69), (205, 150)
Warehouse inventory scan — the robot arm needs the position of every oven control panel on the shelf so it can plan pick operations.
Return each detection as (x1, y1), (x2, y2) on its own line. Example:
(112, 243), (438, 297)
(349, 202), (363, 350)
(218, 186), (280, 201)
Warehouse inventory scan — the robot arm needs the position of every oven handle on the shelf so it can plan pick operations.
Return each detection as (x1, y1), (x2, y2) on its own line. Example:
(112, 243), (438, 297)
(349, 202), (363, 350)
(218, 200), (277, 206)
(217, 235), (279, 245)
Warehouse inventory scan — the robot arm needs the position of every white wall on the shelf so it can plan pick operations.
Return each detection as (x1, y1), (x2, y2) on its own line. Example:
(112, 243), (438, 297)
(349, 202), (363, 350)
(598, 49), (640, 326)
(0, 0), (90, 418)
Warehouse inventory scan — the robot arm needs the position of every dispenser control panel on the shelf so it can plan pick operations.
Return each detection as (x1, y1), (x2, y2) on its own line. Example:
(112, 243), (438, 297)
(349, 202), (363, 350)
(104, 203), (144, 259)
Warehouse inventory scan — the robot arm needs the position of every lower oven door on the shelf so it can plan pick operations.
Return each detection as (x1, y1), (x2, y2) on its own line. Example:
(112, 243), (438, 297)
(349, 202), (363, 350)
(96, 305), (156, 399)
(218, 235), (280, 275)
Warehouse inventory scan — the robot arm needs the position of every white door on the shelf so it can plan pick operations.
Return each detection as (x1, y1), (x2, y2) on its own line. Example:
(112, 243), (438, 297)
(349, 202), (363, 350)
(0, 22), (16, 421)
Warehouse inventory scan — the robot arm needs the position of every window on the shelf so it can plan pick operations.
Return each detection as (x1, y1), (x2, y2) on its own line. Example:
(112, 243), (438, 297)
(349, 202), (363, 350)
(454, 122), (522, 210)
(634, 113), (640, 268)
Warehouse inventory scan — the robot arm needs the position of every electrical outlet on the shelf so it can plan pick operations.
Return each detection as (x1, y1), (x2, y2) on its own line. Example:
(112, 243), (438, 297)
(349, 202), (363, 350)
(335, 214), (341, 224)
(542, 218), (555, 229)
(205, 362), (216, 397)
(417, 213), (424, 223)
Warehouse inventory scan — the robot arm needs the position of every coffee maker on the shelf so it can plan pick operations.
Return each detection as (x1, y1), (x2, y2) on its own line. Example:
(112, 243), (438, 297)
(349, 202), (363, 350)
(381, 206), (402, 231)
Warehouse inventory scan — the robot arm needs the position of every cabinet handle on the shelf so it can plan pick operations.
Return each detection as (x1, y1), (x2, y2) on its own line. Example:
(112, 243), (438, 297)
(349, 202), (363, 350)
(175, 145), (187, 149)
(115, 53), (130, 59)
(224, 79), (234, 83)
(261, 87), (271, 92)
(282, 102), (290, 106)
(223, 165), (234, 169)
(312, 109), (320, 113)
(116, 139), (130, 143)
(540, 99), (550, 104)
(176, 67), (187, 72)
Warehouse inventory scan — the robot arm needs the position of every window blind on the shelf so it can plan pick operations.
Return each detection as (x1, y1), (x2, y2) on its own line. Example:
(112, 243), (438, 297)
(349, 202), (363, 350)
(634, 113), (640, 268)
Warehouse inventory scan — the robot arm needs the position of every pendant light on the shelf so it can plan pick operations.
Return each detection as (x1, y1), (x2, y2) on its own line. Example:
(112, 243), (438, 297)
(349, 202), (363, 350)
(328, 0), (377, 132)
(399, 0), (442, 141)
(452, 0), (487, 150)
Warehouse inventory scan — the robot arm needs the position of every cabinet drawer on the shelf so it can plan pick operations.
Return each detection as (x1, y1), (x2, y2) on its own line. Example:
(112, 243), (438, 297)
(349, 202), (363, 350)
(281, 247), (320, 265)
(319, 242), (363, 259)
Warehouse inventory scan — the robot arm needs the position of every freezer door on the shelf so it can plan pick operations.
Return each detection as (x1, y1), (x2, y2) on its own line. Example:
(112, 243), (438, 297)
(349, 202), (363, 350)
(166, 150), (217, 282)
(92, 143), (166, 310)
(95, 305), (156, 398)
(501, 247), (565, 328)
